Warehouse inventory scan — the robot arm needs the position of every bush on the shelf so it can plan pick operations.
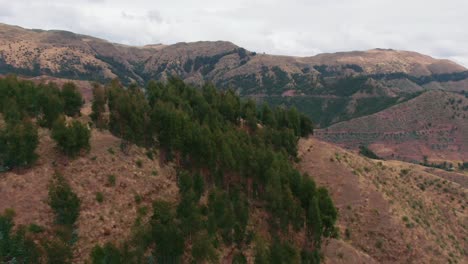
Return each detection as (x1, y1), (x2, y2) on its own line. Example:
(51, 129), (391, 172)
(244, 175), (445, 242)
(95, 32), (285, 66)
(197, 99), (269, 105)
(91, 243), (122, 264)
(61, 82), (84, 117)
(107, 174), (116, 187)
(90, 83), (108, 129)
(28, 223), (45, 233)
(96, 192), (104, 203)
(359, 145), (381, 159)
(135, 159), (143, 168)
(52, 116), (91, 157)
(43, 238), (73, 264)
(48, 172), (81, 226)
(0, 209), (40, 263)
(0, 118), (38, 169)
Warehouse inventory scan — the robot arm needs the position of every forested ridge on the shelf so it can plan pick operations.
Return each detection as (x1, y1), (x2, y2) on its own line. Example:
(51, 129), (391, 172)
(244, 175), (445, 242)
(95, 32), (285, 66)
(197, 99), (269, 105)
(0, 75), (337, 263)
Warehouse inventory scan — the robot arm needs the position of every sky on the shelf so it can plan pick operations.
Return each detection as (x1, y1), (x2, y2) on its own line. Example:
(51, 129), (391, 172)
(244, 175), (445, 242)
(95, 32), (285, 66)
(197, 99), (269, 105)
(1, 0), (467, 67)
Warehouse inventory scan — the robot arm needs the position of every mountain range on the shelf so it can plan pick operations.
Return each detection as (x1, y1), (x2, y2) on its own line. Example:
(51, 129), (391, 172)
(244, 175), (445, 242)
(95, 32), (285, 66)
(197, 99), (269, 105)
(1, 22), (467, 163)
(0, 22), (467, 263)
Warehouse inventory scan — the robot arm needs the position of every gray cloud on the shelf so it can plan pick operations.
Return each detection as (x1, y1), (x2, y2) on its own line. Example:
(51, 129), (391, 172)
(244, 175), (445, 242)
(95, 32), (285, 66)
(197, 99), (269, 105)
(0, 0), (467, 67)
(147, 10), (163, 23)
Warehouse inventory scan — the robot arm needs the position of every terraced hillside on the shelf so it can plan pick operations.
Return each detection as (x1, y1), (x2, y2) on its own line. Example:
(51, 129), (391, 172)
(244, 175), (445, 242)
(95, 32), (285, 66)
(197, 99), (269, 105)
(316, 90), (468, 163)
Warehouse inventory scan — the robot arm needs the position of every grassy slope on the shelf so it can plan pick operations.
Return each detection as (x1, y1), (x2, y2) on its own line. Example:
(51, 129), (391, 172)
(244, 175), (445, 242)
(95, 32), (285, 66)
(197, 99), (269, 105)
(1, 121), (466, 263)
(298, 138), (467, 264)
(316, 90), (468, 163)
(0, 126), (178, 262)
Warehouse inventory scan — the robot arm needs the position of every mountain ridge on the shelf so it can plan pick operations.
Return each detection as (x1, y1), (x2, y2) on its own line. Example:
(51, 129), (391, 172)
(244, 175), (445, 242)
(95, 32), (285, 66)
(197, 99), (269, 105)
(3, 22), (468, 130)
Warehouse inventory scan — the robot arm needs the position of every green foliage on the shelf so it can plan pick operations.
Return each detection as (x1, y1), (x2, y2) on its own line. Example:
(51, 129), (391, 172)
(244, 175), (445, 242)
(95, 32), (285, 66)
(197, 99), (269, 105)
(90, 83), (108, 128)
(51, 116), (91, 157)
(108, 81), (151, 146)
(61, 82), (84, 116)
(0, 210), (40, 263)
(38, 82), (65, 128)
(0, 118), (38, 169)
(91, 243), (122, 264)
(28, 223), (45, 234)
(48, 172), (81, 226)
(307, 197), (322, 246)
(301, 249), (321, 264)
(107, 174), (116, 187)
(135, 159), (143, 168)
(269, 238), (300, 264)
(96, 192), (104, 203)
(359, 145), (381, 160)
(232, 251), (247, 264)
(191, 232), (218, 263)
(317, 188), (338, 238)
(151, 200), (185, 263)
(43, 238), (73, 264)
(0, 75), (41, 119)
(87, 77), (334, 263)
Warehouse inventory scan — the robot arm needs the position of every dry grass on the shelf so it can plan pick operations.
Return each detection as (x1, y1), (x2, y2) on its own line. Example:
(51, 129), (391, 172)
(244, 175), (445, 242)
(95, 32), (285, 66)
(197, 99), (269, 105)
(298, 137), (467, 264)
(0, 128), (178, 262)
(317, 90), (468, 163)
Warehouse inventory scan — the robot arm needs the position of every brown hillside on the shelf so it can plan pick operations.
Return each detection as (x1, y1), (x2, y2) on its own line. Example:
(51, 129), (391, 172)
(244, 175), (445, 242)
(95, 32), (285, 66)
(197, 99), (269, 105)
(316, 90), (468, 163)
(1, 120), (466, 263)
(0, 128), (178, 262)
(298, 137), (467, 264)
(1, 22), (466, 94)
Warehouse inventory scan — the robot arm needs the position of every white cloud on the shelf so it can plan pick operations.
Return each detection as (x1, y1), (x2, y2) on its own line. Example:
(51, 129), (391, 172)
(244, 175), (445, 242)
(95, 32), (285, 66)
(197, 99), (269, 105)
(0, 0), (467, 67)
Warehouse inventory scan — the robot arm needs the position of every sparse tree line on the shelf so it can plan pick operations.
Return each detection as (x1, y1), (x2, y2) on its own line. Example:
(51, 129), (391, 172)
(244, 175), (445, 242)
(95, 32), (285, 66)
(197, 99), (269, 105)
(0, 75), (336, 263)
(421, 156), (468, 172)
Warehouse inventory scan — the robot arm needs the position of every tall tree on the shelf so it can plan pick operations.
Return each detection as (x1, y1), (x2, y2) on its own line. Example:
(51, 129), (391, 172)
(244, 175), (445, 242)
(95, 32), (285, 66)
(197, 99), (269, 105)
(90, 83), (107, 129)
(38, 83), (64, 128)
(51, 116), (91, 157)
(48, 172), (81, 227)
(0, 118), (38, 169)
(61, 82), (84, 117)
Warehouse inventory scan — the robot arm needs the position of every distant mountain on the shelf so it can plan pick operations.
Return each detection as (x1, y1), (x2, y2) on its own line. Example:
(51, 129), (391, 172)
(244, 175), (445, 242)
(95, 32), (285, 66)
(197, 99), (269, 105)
(1, 22), (468, 127)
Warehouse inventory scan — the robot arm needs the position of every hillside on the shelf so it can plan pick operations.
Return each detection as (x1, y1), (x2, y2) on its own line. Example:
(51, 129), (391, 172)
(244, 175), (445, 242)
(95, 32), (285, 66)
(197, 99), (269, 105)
(298, 138), (467, 264)
(1, 23), (468, 128)
(0, 76), (334, 263)
(316, 90), (468, 163)
(1, 120), (466, 263)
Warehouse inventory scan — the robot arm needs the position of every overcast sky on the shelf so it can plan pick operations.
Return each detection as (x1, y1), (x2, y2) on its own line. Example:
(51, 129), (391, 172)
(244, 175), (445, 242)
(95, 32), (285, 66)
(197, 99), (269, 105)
(1, 0), (467, 67)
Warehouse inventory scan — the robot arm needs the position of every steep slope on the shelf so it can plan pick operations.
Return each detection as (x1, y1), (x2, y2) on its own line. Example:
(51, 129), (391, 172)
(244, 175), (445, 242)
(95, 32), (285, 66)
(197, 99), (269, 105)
(1, 23), (468, 127)
(316, 90), (468, 163)
(298, 138), (467, 264)
(0, 128), (178, 262)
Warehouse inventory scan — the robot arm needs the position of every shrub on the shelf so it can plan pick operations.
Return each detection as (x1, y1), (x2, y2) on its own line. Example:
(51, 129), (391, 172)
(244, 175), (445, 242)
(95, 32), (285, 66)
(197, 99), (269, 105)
(0, 210), (40, 263)
(0, 118), (38, 169)
(134, 194), (142, 204)
(28, 223), (45, 233)
(96, 192), (104, 203)
(375, 239), (383, 249)
(359, 145), (381, 159)
(61, 82), (84, 117)
(107, 147), (115, 155)
(91, 243), (122, 264)
(48, 173), (81, 226)
(136, 159), (143, 168)
(51, 116), (91, 157)
(43, 238), (73, 264)
(107, 174), (116, 187)
(345, 228), (351, 240)
(90, 83), (108, 129)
